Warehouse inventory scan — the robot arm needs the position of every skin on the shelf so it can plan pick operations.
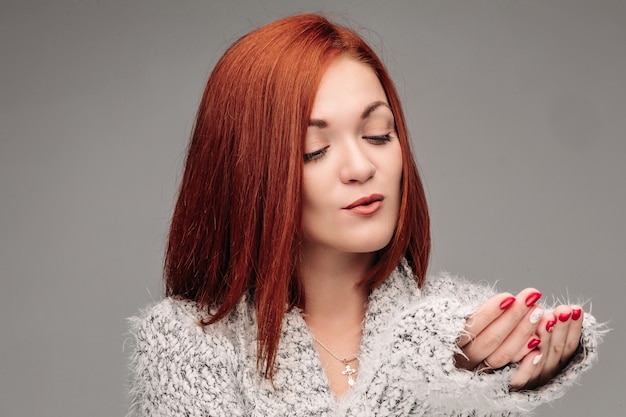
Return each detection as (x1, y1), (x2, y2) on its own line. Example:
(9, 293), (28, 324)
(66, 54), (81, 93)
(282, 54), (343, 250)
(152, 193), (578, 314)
(299, 55), (584, 398)
(455, 289), (584, 390)
(300, 56), (402, 397)
(301, 59), (402, 257)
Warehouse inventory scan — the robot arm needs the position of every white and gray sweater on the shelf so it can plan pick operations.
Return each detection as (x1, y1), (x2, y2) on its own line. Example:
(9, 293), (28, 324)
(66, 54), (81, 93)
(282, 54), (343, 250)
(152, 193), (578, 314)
(128, 260), (602, 416)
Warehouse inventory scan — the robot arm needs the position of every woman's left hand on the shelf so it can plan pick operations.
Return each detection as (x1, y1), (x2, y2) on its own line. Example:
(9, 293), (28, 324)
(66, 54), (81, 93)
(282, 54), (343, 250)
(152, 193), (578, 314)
(454, 289), (584, 390)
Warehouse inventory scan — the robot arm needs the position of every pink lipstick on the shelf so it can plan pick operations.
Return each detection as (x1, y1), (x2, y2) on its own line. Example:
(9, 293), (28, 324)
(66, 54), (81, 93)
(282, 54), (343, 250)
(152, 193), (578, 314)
(343, 194), (384, 215)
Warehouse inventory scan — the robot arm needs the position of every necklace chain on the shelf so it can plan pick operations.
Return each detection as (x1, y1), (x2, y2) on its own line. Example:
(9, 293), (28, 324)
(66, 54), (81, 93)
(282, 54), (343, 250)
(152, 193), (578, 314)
(313, 337), (359, 387)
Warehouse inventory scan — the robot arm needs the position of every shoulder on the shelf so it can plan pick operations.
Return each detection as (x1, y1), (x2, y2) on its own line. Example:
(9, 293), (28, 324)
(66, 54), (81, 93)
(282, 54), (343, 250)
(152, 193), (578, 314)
(422, 271), (496, 305)
(127, 298), (252, 416)
(369, 264), (497, 319)
(131, 297), (205, 329)
(128, 297), (245, 359)
(130, 298), (202, 345)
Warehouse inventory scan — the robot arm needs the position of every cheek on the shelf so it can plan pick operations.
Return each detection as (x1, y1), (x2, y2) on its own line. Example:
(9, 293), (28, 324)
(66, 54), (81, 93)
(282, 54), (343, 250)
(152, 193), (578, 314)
(302, 162), (337, 208)
(301, 173), (326, 223)
(388, 146), (404, 222)
(301, 174), (315, 211)
(390, 145), (404, 189)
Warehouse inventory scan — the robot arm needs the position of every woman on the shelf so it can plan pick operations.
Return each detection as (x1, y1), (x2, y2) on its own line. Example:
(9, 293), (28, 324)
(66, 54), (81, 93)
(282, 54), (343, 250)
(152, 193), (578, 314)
(128, 14), (602, 416)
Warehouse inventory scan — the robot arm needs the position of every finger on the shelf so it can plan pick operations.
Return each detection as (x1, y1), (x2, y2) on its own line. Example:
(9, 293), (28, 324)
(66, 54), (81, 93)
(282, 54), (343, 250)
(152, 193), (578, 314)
(457, 292), (517, 348)
(539, 305), (573, 383)
(562, 305), (583, 362)
(510, 312), (555, 363)
(509, 333), (542, 364)
(509, 350), (543, 391)
(525, 312), (556, 383)
(461, 288), (542, 368)
(482, 306), (544, 368)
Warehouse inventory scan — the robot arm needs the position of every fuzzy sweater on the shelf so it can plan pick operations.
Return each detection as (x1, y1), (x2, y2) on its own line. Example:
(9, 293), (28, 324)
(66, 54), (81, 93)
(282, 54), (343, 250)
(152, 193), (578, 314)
(128, 260), (602, 416)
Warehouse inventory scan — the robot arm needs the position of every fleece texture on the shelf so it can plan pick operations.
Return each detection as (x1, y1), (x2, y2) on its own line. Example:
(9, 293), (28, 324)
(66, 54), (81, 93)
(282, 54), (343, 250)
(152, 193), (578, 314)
(127, 260), (602, 416)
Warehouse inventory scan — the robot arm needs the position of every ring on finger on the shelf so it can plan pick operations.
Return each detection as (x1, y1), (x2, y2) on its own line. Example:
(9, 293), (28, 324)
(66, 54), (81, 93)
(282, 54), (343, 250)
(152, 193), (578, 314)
(474, 359), (495, 373)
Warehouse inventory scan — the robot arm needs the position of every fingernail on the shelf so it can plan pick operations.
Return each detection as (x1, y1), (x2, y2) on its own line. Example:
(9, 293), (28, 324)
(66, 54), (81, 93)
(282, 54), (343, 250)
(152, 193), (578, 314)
(532, 353), (543, 365)
(558, 312), (572, 322)
(525, 291), (542, 306)
(499, 296), (516, 310)
(528, 338), (541, 349)
(571, 308), (582, 321)
(546, 319), (557, 333)
(529, 307), (544, 324)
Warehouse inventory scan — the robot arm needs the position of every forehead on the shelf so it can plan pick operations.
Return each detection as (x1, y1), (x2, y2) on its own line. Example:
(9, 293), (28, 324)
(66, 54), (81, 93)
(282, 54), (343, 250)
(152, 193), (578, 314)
(310, 56), (389, 119)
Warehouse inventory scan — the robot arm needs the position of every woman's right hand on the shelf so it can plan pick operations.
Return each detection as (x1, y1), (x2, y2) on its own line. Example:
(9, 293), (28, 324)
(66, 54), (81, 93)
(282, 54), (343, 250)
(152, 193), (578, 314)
(454, 288), (583, 390)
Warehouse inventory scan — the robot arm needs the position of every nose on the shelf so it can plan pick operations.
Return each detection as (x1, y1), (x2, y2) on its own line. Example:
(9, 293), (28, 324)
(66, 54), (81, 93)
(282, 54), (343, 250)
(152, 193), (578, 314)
(339, 141), (376, 184)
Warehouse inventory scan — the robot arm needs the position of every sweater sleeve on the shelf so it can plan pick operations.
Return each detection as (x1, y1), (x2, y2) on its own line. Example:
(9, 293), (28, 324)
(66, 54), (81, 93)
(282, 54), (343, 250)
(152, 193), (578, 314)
(383, 273), (605, 415)
(127, 298), (247, 417)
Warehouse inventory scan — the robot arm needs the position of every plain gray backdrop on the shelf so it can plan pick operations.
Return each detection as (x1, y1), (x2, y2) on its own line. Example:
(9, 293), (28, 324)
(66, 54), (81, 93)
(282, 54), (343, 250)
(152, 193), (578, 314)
(1, 0), (624, 416)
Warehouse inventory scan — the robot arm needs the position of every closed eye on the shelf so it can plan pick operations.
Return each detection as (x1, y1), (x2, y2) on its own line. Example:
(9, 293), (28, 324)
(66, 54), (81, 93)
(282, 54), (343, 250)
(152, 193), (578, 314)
(304, 146), (330, 163)
(363, 134), (393, 144)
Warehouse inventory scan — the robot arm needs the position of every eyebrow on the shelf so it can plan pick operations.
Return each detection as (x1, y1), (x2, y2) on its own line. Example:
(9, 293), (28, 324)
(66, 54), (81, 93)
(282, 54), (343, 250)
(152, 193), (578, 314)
(308, 119), (328, 128)
(361, 101), (391, 119)
(308, 100), (392, 128)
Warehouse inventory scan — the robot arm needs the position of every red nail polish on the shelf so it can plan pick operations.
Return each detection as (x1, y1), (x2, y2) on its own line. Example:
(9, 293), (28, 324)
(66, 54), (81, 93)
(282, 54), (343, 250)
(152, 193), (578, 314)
(571, 309), (582, 321)
(528, 338), (541, 349)
(558, 312), (572, 322)
(546, 319), (557, 333)
(525, 291), (542, 306)
(499, 296), (516, 310)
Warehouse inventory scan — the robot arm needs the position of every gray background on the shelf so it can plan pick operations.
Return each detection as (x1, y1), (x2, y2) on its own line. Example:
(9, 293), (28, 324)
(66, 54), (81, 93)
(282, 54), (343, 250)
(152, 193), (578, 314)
(1, 0), (623, 416)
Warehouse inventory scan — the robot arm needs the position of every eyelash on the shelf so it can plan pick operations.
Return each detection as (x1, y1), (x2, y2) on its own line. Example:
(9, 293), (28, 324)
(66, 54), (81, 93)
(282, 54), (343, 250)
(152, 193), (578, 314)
(303, 135), (394, 163)
(303, 146), (330, 163)
(363, 134), (393, 144)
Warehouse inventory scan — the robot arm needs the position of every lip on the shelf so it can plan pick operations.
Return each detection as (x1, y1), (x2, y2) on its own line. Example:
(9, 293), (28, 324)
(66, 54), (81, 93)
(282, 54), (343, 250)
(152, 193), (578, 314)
(343, 194), (384, 215)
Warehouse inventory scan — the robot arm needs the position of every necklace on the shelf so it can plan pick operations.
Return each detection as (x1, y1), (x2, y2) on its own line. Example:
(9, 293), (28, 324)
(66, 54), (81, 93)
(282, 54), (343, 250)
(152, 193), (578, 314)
(313, 337), (359, 387)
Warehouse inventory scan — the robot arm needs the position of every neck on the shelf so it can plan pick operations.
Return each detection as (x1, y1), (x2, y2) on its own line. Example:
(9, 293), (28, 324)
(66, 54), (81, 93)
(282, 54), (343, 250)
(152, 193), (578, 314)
(299, 245), (373, 398)
(299, 245), (374, 329)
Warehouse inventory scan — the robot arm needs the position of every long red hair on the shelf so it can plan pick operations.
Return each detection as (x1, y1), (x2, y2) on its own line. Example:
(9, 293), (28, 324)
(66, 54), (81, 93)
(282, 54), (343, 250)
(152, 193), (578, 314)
(165, 13), (430, 378)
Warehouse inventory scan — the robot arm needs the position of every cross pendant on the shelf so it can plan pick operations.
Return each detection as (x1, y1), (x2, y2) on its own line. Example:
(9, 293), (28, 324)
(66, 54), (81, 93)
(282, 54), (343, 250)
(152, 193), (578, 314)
(341, 363), (357, 387)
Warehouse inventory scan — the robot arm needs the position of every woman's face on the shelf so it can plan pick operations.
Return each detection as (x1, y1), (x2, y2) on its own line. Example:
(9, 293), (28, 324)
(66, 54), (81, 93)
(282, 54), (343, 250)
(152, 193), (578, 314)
(301, 56), (403, 257)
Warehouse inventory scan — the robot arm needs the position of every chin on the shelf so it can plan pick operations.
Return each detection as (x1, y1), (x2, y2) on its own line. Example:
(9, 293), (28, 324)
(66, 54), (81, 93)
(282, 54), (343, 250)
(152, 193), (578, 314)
(346, 234), (395, 254)
(302, 222), (397, 255)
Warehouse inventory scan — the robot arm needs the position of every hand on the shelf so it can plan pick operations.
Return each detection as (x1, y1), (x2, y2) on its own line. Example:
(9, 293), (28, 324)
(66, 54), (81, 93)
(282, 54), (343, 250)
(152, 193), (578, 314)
(454, 288), (584, 390)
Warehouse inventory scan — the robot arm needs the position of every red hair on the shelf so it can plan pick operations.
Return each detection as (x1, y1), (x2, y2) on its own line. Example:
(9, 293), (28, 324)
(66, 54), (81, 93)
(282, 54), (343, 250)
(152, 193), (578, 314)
(165, 13), (430, 378)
